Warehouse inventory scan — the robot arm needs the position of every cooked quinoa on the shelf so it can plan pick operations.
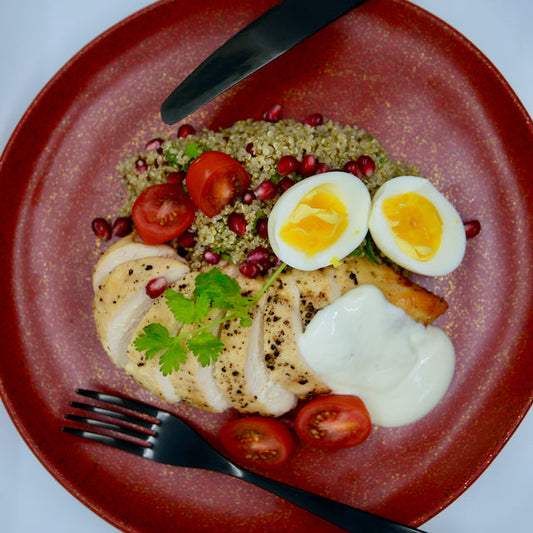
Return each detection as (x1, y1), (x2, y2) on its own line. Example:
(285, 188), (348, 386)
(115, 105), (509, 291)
(117, 117), (419, 270)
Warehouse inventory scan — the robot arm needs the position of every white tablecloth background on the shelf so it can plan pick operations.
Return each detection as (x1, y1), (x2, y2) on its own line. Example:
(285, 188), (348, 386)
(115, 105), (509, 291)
(1, 1), (531, 531)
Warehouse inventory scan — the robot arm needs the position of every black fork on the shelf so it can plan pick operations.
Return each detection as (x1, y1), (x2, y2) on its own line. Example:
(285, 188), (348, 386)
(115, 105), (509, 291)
(62, 389), (427, 533)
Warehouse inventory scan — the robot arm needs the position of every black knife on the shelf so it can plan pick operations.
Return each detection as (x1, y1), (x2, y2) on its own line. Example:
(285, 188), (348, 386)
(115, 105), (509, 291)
(160, 0), (368, 124)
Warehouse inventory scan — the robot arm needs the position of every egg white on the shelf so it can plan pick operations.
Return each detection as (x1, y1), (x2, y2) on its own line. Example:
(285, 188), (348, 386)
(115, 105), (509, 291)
(368, 176), (466, 276)
(268, 171), (371, 271)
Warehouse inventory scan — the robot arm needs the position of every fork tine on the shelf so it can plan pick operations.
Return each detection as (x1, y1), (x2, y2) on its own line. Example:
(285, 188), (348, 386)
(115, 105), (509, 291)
(75, 389), (160, 418)
(69, 401), (154, 429)
(64, 413), (153, 441)
(61, 426), (148, 457)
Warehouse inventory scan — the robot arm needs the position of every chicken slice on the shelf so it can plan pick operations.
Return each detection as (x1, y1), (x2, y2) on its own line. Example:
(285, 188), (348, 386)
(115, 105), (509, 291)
(94, 256), (189, 368)
(329, 256), (448, 325)
(126, 270), (231, 412)
(162, 272), (231, 413)
(291, 268), (342, 329)
(125, 296), (182, 404)
(213, 273), (297, 416)
(92, 231), (185, 292)
(243, 301), (298, 415)
(165, 309), (231, 412)
(263, 272), (330, 399)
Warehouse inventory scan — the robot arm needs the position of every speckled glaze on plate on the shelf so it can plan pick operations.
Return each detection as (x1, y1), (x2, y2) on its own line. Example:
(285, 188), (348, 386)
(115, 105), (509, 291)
(0, 0), (532, 531)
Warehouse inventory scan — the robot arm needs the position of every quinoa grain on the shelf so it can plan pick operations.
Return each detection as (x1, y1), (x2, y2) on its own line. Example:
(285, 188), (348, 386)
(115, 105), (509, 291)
(117, 118), (419, 270)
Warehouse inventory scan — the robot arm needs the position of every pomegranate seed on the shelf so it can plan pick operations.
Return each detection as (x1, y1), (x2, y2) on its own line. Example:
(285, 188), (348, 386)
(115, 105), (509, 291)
(239, 261), (262, 279)
(247, 246), (270, 264)
(177, 124), (195, 138)
(177, 230), (196, 248)
(303, 113), (324, 127)
(262, 104), (282, 123)
(203, 249), (220, 264)
(228, 212), (248, 235)
(167, 170), (186, 184)
(111, 217), (132, 238)
(146, 277), (168, 299)
(464, 219), (481, 239)
(254, 180), (278, 200)
(242, 190), (255, 205)
(245, 142), (255, 156)
(299, 154), (318, 177)
(91, 218), (111, 240)
(277, 155), (299, 176)
(135, 159), (148, 173)
(343, 160), (363, 178)
(145, 137), (164, 152)
(279, 176), (295, 192)
(247, 246), (273, 273)
(316, 162), (330, 174)
(357, 155), (376, 178)
(255, 217), (269, 239)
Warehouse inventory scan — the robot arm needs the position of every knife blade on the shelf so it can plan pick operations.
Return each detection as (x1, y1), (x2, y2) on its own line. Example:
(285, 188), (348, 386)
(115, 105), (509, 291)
(160, 0), (368, 124)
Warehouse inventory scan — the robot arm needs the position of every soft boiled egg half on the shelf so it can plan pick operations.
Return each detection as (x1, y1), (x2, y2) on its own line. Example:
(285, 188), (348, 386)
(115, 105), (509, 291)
(368, 176), (466, 276)
(268, 171), (371, 270)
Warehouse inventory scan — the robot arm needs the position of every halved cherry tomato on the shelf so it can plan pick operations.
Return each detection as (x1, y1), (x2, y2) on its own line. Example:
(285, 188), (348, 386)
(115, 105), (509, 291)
(131, 182), (196, 245)
(219, 416), (294, 468)
(295, 395), (372, 449)
(185, 151), (250, 217)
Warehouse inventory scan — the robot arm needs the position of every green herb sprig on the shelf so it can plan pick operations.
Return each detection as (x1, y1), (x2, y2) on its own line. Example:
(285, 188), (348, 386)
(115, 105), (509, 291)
(134, 262), (286, 375)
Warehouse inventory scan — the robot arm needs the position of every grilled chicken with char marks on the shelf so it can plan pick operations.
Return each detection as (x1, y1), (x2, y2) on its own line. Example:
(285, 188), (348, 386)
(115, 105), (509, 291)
(93, 235), (449, 416)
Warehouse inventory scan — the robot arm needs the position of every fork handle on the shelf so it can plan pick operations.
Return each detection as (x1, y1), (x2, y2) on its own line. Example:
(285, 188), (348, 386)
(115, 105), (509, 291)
(233, 469), (426, 533)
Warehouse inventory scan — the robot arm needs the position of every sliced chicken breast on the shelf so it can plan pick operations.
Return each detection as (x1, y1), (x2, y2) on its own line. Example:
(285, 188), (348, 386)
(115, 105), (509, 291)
(165, 307), (231, 412)
(93, 231), (185, 292)
(94, 241), (450, 416)
(127, 270), (231, 412)
(157, 271), (232, 412)
(243, 301), (298, 415)
(329, 256), (448, 325)
(125, 296), (182, 404)
(94, 256), (189, 368)
(262, 272), (330, 399)
(291, 267), (342, 329)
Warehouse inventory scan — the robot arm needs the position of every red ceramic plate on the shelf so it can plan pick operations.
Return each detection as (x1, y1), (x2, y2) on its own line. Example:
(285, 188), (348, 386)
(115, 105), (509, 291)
(1, 0), (532, 531)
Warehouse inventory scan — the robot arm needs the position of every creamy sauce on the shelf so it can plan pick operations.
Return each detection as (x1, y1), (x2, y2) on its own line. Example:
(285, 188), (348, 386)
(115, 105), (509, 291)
(298, 285), (455, 427)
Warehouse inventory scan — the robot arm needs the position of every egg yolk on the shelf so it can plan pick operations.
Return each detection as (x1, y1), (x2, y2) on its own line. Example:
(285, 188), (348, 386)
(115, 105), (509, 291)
(279, 184), (348, 256)
(382, 192), (442, 261)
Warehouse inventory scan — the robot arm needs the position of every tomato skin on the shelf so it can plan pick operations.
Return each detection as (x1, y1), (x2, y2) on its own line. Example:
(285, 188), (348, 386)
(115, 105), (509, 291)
(219, 416), (294, 468)
(295, 395), (372, 449)
(131, 183), (197, 245)
(186, 151), (250, 217)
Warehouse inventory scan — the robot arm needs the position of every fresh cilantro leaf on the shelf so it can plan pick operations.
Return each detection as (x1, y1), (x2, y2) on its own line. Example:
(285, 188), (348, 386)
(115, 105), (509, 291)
(193, 268), (244, 309)
(197, 269), (255, 326)
(166, 150), (179, 167)
(134, 323), (188, 375)
(364, 238), (382, 265)
(164, 289), (195, 322)
(185, 142), (211, 159)
(134, 323), (173, 360)
(165, 288), (211, 324)
(159, 341), (188, 376)
(238, 314), (253, 328)
(350, 245), (364, 257)
(134, 263), (287, 375)
(186, 331), (224, 367)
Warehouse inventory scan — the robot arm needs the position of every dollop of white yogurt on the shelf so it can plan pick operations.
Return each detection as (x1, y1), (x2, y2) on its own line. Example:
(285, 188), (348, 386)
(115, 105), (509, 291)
(298, 284), (455, 427)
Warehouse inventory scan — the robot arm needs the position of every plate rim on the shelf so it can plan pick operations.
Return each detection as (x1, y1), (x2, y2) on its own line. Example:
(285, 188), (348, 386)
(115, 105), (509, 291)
(1, 0), (533, 530)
